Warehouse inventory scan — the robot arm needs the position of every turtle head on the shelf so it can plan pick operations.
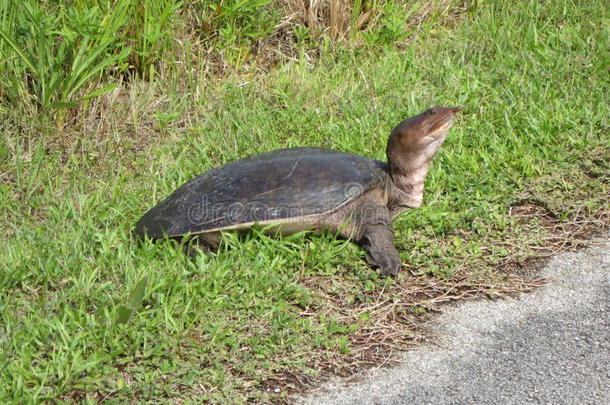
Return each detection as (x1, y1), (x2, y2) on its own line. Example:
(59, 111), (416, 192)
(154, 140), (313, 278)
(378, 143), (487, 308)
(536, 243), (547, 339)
(387, 105), (462, 172)
(386, 105), (462, 207)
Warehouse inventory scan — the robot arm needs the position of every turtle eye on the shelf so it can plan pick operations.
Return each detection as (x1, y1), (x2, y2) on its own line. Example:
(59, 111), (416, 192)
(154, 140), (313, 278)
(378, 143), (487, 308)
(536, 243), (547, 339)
(429, 108), (437, 115)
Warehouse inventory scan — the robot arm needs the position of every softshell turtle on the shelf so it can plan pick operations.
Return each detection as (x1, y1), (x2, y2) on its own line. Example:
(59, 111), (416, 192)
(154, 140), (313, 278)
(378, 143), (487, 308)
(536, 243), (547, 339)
(135, 106), (462, 276)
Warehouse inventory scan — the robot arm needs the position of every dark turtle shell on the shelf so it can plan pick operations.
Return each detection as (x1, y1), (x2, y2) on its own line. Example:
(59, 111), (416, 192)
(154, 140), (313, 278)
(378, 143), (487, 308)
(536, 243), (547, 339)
(135, 147), (388, 238)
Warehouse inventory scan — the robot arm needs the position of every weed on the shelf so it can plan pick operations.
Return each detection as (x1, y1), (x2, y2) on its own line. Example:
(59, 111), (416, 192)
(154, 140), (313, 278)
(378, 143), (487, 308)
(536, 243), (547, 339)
(129, 0), (183, 81)
(0, 0), (131, 122)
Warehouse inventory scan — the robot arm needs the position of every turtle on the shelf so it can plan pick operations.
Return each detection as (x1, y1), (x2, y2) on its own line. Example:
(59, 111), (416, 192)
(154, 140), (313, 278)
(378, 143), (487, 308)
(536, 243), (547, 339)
(135, 105), (463, 276)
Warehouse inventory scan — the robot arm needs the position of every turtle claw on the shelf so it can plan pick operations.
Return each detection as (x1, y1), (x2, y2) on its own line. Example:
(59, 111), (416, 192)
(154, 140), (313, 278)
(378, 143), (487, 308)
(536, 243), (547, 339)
(380, 254), (402, 277)
(366, 251), (401, 277)
(365, 249), (402, 277)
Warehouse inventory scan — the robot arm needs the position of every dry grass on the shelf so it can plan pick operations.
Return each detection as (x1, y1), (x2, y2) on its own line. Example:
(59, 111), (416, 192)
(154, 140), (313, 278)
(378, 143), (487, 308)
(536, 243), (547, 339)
(268, 272), (542, 391)
(255, 206), (609, 401)
(499, 201), (610, 276)
(278, 0), (462, 40)
(237, 0), (469, 72)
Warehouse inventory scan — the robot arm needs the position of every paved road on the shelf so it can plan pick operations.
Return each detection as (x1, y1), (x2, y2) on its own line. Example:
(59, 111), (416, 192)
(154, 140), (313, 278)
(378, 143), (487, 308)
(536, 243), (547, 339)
(298, 233), (610, 405)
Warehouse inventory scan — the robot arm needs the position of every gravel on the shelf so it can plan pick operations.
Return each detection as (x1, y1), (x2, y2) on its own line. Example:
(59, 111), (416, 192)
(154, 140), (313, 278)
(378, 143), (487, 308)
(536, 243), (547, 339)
(297, 233), (610, 405)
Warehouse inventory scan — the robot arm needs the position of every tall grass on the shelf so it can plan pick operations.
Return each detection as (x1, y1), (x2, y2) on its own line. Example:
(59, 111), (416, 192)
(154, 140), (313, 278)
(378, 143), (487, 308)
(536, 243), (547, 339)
(129, 0), (183, 80)
(0, 0), (434, 121)
(0, 0), (184, 121)
(0, 0), (131, 121)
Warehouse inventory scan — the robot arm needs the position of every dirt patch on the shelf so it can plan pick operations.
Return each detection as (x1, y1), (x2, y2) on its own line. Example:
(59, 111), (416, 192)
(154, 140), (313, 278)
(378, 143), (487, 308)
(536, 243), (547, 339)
(499, 198), (610, 279)
(256, 273), (543, 401)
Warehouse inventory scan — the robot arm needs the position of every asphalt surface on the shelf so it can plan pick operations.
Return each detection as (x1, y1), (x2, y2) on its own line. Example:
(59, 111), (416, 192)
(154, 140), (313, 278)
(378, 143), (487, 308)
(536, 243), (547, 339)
(297, 233), (610, 405)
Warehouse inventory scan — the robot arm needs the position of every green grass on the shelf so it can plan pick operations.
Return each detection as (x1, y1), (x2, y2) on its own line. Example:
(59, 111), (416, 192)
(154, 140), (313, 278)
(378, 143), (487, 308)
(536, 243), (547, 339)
(1, 0), (609, 402)
(0, 0), (132, 118)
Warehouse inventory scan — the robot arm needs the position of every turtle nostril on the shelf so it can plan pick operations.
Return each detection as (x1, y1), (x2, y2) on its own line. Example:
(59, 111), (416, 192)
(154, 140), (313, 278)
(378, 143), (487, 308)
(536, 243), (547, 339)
(452, 106), (464, 113)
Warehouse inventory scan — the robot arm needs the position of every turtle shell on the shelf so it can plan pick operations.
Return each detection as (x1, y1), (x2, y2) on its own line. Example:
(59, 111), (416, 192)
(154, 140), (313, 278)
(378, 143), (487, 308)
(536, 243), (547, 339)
(135, 147), (388, 238)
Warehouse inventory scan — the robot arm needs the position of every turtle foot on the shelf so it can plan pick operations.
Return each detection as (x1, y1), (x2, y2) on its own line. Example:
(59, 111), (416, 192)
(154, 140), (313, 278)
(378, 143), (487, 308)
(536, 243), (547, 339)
(365, 251), (401, 277)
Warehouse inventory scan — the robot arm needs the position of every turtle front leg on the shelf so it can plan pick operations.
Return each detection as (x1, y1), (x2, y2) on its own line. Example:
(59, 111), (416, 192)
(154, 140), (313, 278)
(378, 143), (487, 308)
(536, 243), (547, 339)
(358, 206), (402, 277)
